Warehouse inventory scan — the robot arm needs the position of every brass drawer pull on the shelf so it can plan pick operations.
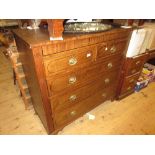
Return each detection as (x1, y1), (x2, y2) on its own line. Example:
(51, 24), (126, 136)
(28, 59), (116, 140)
(136, 60), (141, 65)
(107, 62), (113, 69)
(86, 52), (92, 58)
(105, 78), (110, 84)
(105, 47), (108, 51)
(110, 46), (116, 53)
(69, 76), (76, 84)
(69, 95), (77, 101)
(127, 86), (131, 91)
(70, 111), (76, 116)
(69, 57), (77, 66)
(131, 69), (136, 74)
(102, 93), (107, 98)
(129, 79), (134, 83)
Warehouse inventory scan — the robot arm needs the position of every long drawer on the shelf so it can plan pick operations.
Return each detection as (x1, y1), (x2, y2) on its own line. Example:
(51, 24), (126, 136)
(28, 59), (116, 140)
(50, 72), (118, 112)
(46, 56), (121, 96)
(43, 45), (96, 76)
(53, 85), (116, 129)
(97, 38), (128, 60)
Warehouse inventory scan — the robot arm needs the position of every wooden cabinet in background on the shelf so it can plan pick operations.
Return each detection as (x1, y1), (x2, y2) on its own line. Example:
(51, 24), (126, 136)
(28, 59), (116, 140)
(13, 28), (131, 134)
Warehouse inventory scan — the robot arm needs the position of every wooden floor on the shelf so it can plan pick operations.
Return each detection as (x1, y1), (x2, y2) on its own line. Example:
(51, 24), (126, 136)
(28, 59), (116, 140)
(0, 47), (155, 135)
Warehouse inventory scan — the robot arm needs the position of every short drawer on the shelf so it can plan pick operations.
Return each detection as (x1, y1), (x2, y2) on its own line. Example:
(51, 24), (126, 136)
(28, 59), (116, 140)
(149, 50), (155, 59)
(43, 45), (96, 76)
(46, 59), (121, 96)
(126, 53), (148, 76)
(104, 29), (131, 41)
(53, 86), (116, 129)
(97, 38), (128, 60)
(126, 66), (142, 76)
(120, 73), (140, 94)
(120, 84), (135, 95)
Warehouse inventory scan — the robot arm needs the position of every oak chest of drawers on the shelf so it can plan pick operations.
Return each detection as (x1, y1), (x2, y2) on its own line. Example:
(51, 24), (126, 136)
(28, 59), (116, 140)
(13, 28), (131, 134)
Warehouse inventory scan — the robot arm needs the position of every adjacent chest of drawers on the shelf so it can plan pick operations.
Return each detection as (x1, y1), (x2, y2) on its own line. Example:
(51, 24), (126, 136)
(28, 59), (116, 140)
(13, 28), (131, 134)
(117, 52), (149, 99)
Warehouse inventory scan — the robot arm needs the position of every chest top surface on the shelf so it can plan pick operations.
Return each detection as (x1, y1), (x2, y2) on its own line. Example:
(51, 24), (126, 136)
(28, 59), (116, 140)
(13, 28), (131, 47)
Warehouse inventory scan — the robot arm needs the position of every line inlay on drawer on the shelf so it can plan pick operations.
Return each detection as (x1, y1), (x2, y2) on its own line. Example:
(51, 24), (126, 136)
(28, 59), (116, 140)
(43, 45), (97, 76)
(50, 71), (119, 113)
(97, 38), (128, 59)
(52, 85), (116, 129)
(46, 58), (121, 96)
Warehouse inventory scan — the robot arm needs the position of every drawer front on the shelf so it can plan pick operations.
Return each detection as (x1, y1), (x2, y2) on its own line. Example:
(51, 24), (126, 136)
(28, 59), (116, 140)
(46, 57), (121, 95)
(120, 84), (135, 95)
(53, 86), (116, 129)
(43, 45), (96, 76)
(126, 66), (142, 76)
(97, 39), (128, 60)
(126, 53), (148, 76)
(121, 73), (140, 94)
(149, 50), (155, 59)
(51, 73), (118, 112)
(104, 30), (131, 41)
(42, 38), (90, 56)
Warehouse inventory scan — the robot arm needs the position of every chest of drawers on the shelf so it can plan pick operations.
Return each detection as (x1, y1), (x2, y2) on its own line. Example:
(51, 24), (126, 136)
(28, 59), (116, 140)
(117, 52), (149, 99)
(13, 28), (131, 134)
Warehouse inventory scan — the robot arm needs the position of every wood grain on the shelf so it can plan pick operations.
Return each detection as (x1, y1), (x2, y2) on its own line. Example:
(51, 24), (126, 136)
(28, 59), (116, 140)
(1, 46), (155, 135)
(46, 55), (122, 95)
(14, 35), (54, 134)
(0, 47), (47, 134)
(117, 52), (149, 98)
(53, 85), (116, 129)
(13, 27), (131, 134)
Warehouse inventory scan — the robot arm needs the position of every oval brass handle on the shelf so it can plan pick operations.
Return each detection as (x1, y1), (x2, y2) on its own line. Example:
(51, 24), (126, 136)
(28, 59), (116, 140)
(127, 86), (131, 91)
(136, 60), (141, 65)
(68, 57), (77, 66)
(86, 52), (92, 58)
(129, 79), (134, 83)
(69, 76), (76, 84)
(70, 111), (76, 116)
(102, 93), (107, 98)
(105, 47), (108, 51)
(69, 95), (77, 101)
(107, 62), (113, 69)
(131, 69), (136, 74)
(110, 46), (116, 53)
(105, 78), (110, 84)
